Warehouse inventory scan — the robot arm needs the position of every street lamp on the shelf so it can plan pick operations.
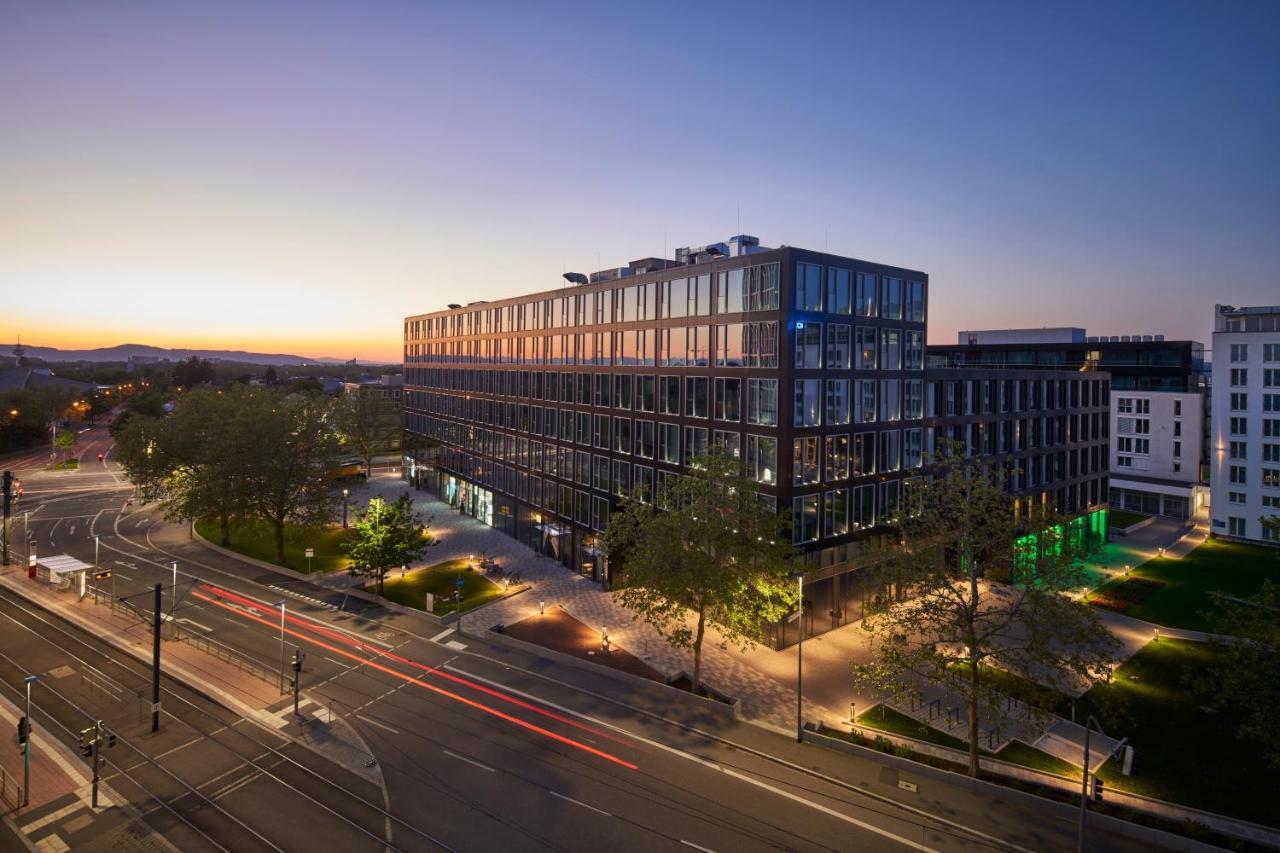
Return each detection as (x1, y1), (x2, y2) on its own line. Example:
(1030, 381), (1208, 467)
(342, 488), (350, 528)
(22, 673), (45, 807)
(796, 573), (805, 742)
(274, 600), (286, 693)
(170, 562), (178, 639)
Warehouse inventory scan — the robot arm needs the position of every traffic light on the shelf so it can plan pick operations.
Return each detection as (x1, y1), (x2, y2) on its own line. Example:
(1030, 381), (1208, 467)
(105, 729), (116, 749)
(17, 716), (28, 749)
(79, 728), (94, 758)
(1091, 776), (1104, 802)
(291, 650), (305, 673)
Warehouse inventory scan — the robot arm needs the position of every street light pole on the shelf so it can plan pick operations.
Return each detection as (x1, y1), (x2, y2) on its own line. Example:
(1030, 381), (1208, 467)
(170, 561), (178, 639)
(23, 674), (43, 807)
(274, 600), (286, 693)
(342, 488), (350, 528)
(796, 573), (804, 743)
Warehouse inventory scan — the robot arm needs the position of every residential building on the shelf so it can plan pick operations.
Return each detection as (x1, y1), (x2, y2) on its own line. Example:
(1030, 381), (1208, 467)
(1210, 304), (1280, 544)
(343, 374), (404, 404)
(404, 238), (1109, 646)
(931, 332), (1207, 521)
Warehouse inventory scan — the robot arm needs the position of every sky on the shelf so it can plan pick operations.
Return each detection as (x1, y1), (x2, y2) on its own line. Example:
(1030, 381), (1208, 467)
(2, 1), (1278, 363)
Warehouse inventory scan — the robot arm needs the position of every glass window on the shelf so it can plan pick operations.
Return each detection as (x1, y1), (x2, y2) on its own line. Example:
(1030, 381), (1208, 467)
(612, 459), (631, 497)
(825, 379), (851, 425)
(852, 484), (875, 529)
(853, 432), (875, 475)
(593, 414), (610, 448)
(824, 489), (850, 537)
(713, 429), (741, 458)
(593, 373), (611, 408)
(795, 262), (823, 311)
(855, 272), (878, 317)
(685, 377), (709, 419)
(856, 326), (877, 369)
(687, 325), (710, 367)
(613, 417), (632, 454)
(880, 430), (901, 472)
(791, 494), (819, 543)
(692, 274), (711, 316)
(904, 428), (923, 468)
(793, 437), (820, 485)
(747, 378), (779, 426)
(636, 375), (656, 412)
(881, 277), (903, 319)
(667, 279), (688, 319)
(723, 269), (745, 314)
(747, 434), (778, 484)
(658, 422), (680, 464)
(746, 263), (780, 311)
(880, 329), (901, 370)
(906, 281), (926, 322)
(593, 454), (610, 490)
(827, 324), (851, 369)
(827, 268), (852, 315)
(716, 323), (745, 367)
(744, 321), (778, 367)
(683, 427), (709, 467)
(633, 464), (654, 502)
(824, 434), (850, 481)
(794, 379), (821, 427)
(614, 374), (632, 409)
(856, 379), (877, 422)
(635, 420), (655, 458)
(904, 331), (924, 370)
(904, 379), (923, 420)
(715, 377), (741, 422)
(795, 322), (822, 368)
(659, 375), (681, 415)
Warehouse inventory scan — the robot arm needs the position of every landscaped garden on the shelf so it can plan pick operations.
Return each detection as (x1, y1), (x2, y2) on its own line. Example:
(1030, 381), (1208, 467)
(1087, 538), (1280, 630)
(195, 519), (353, 574)
(1107, 509), (1150, 530)
(379, 558), (511, 615)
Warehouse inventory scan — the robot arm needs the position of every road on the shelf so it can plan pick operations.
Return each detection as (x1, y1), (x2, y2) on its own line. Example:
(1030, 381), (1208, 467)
(1, 423), (1151, 852)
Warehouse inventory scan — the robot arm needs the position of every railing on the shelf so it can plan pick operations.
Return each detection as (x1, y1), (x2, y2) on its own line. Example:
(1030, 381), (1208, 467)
(172, 623), (281, 691)
(0, 766), (22, 813)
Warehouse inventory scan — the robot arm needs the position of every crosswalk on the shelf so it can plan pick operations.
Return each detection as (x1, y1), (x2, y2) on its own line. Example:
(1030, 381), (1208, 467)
(265, 584), (339, 611)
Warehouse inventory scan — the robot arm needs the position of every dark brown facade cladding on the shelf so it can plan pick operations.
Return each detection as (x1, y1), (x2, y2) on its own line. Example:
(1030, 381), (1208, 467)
(403, 242), (1107, 647)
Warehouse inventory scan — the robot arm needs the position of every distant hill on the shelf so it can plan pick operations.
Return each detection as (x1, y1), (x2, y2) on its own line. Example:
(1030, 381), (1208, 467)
(0, 343), (367, 367)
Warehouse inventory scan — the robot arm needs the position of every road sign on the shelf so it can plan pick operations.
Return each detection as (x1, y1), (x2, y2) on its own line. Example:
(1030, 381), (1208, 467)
(94, 570), (112, 580)
(304, 548), (314, 559)
(455, 574), (464, 589)
(425, 593), (434, 612)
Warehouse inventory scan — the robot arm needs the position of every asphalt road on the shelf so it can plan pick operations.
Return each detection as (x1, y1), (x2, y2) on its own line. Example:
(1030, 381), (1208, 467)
(1, 424), (1152, 852)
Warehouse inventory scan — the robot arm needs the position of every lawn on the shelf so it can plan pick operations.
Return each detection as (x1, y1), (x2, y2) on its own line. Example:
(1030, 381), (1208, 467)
(195, 519), (353, 574)
(1107, 509), (1150, 530)
(856, 705), (969, 750)
(380, 558), (510, 615)
(1072, 637), (1280, 826)
(49, 459), (79, 470)
(1087, 538), (1280, 631)
(994, 740), (1080, 777)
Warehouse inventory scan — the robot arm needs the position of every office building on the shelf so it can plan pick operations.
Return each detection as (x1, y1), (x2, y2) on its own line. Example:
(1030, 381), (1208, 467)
(1210, 304), (1280, 544)
(931, 331), (1207, 521)
(404, 238), (1109, 646)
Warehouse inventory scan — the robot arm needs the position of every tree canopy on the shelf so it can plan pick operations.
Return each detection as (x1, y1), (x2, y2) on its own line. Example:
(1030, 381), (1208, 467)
(336, 391), (400, 476)
(1207, 580), (1280, 768)
(852, 445), (1118, 776)
(345, 494), (429, 595)
(604, 448), (798, 693)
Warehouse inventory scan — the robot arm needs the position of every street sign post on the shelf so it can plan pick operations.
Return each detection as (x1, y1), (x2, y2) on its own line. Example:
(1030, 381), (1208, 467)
(305, 547), (314, 574)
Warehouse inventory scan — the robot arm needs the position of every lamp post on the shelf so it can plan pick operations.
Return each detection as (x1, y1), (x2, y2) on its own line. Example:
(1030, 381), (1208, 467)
(274, 600), (286, 693)
(796, 573), (804, 743)
(342, 489), (350, 528)
(22, 674), (44, 807)
(169, 562), (178, 639)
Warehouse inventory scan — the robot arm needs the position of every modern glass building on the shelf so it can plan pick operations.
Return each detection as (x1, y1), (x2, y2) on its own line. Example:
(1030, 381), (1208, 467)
(403, 237), (1109, 646)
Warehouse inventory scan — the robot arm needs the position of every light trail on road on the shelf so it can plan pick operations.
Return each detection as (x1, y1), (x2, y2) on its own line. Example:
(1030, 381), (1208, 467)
(192, 586), (641, 772)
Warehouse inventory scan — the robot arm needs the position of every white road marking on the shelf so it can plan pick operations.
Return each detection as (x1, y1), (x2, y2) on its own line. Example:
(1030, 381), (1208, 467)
(429, 627), (455, 643)
(355, 714), (401, 735)
(175, 617), (213, 632)
(443, 665), (954, 852)
(680, 842), (716, 853)
(442, 749), (494, 772)
(445, 640), (467, 651)
(549, 790), (610, 817)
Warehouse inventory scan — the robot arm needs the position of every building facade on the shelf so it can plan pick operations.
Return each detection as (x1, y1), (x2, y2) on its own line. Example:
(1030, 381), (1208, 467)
(404, 238), (1109, 646)
(931, 333), (1207, 521)
(1210, 304), (1280, 544)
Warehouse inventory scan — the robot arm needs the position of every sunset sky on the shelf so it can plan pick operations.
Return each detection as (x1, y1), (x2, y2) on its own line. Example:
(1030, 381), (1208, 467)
(3, 2), (1278, 363)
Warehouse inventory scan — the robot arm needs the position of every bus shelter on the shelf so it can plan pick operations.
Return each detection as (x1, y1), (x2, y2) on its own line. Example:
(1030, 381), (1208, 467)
(35, 554), (90, 598)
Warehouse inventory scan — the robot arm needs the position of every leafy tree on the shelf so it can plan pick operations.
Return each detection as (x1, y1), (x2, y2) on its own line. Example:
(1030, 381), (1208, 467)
(1206, 580), (1280, 768)
(345, 494), (428, 595)
(240, 393), (340, 564)
(336, 391), (400, 477)
(1, 388), (72, 452)
(851, 445), (1118, 777)
(264, 366), (278, 386)
(54, 428), (77, 460)
(171, 356), (215, 388)
(604, 448), (798, 694)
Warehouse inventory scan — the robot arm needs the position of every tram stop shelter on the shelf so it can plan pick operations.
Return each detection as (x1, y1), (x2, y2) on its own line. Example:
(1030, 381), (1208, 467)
(34, 554), (90, 597)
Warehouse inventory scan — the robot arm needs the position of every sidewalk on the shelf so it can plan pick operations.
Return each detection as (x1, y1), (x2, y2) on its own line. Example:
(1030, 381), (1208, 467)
(0, 568), (383, 790)
(345, 474), (843, 731)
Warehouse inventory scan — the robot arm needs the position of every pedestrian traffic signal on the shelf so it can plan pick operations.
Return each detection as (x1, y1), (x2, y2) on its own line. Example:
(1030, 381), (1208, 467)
(17, 716), (28, 748)
(78, 728), (94, 757)
(105, 730), (116, 749)
(1091, 776), (1104, 801)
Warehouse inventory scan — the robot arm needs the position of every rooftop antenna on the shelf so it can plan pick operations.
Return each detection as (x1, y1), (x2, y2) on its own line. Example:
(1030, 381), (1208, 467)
(12, 334), (24, 365)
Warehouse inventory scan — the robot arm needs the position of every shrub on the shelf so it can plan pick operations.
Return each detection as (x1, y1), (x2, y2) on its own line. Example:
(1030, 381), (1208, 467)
(874, 735), (893, 753)
(893, 744), (913, 759)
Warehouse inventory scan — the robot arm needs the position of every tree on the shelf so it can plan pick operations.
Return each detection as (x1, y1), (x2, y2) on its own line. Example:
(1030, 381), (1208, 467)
(241, 393), (340, 564)
(171, 356), (215, 388)
(604, 448), (799, 694)
(336, 391), (400, 477)
(1206, 580), (1280, 768)
(345, 494), (428, 595)
(851, 445), (1118, 777)
(264, 366), (278, 386)
(54, 428), (77, 461)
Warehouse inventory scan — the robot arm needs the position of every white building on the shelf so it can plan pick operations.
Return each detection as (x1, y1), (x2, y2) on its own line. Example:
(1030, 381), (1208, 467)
(1210, 304), (1280, 544)
(1110, 389), (1206, 520)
